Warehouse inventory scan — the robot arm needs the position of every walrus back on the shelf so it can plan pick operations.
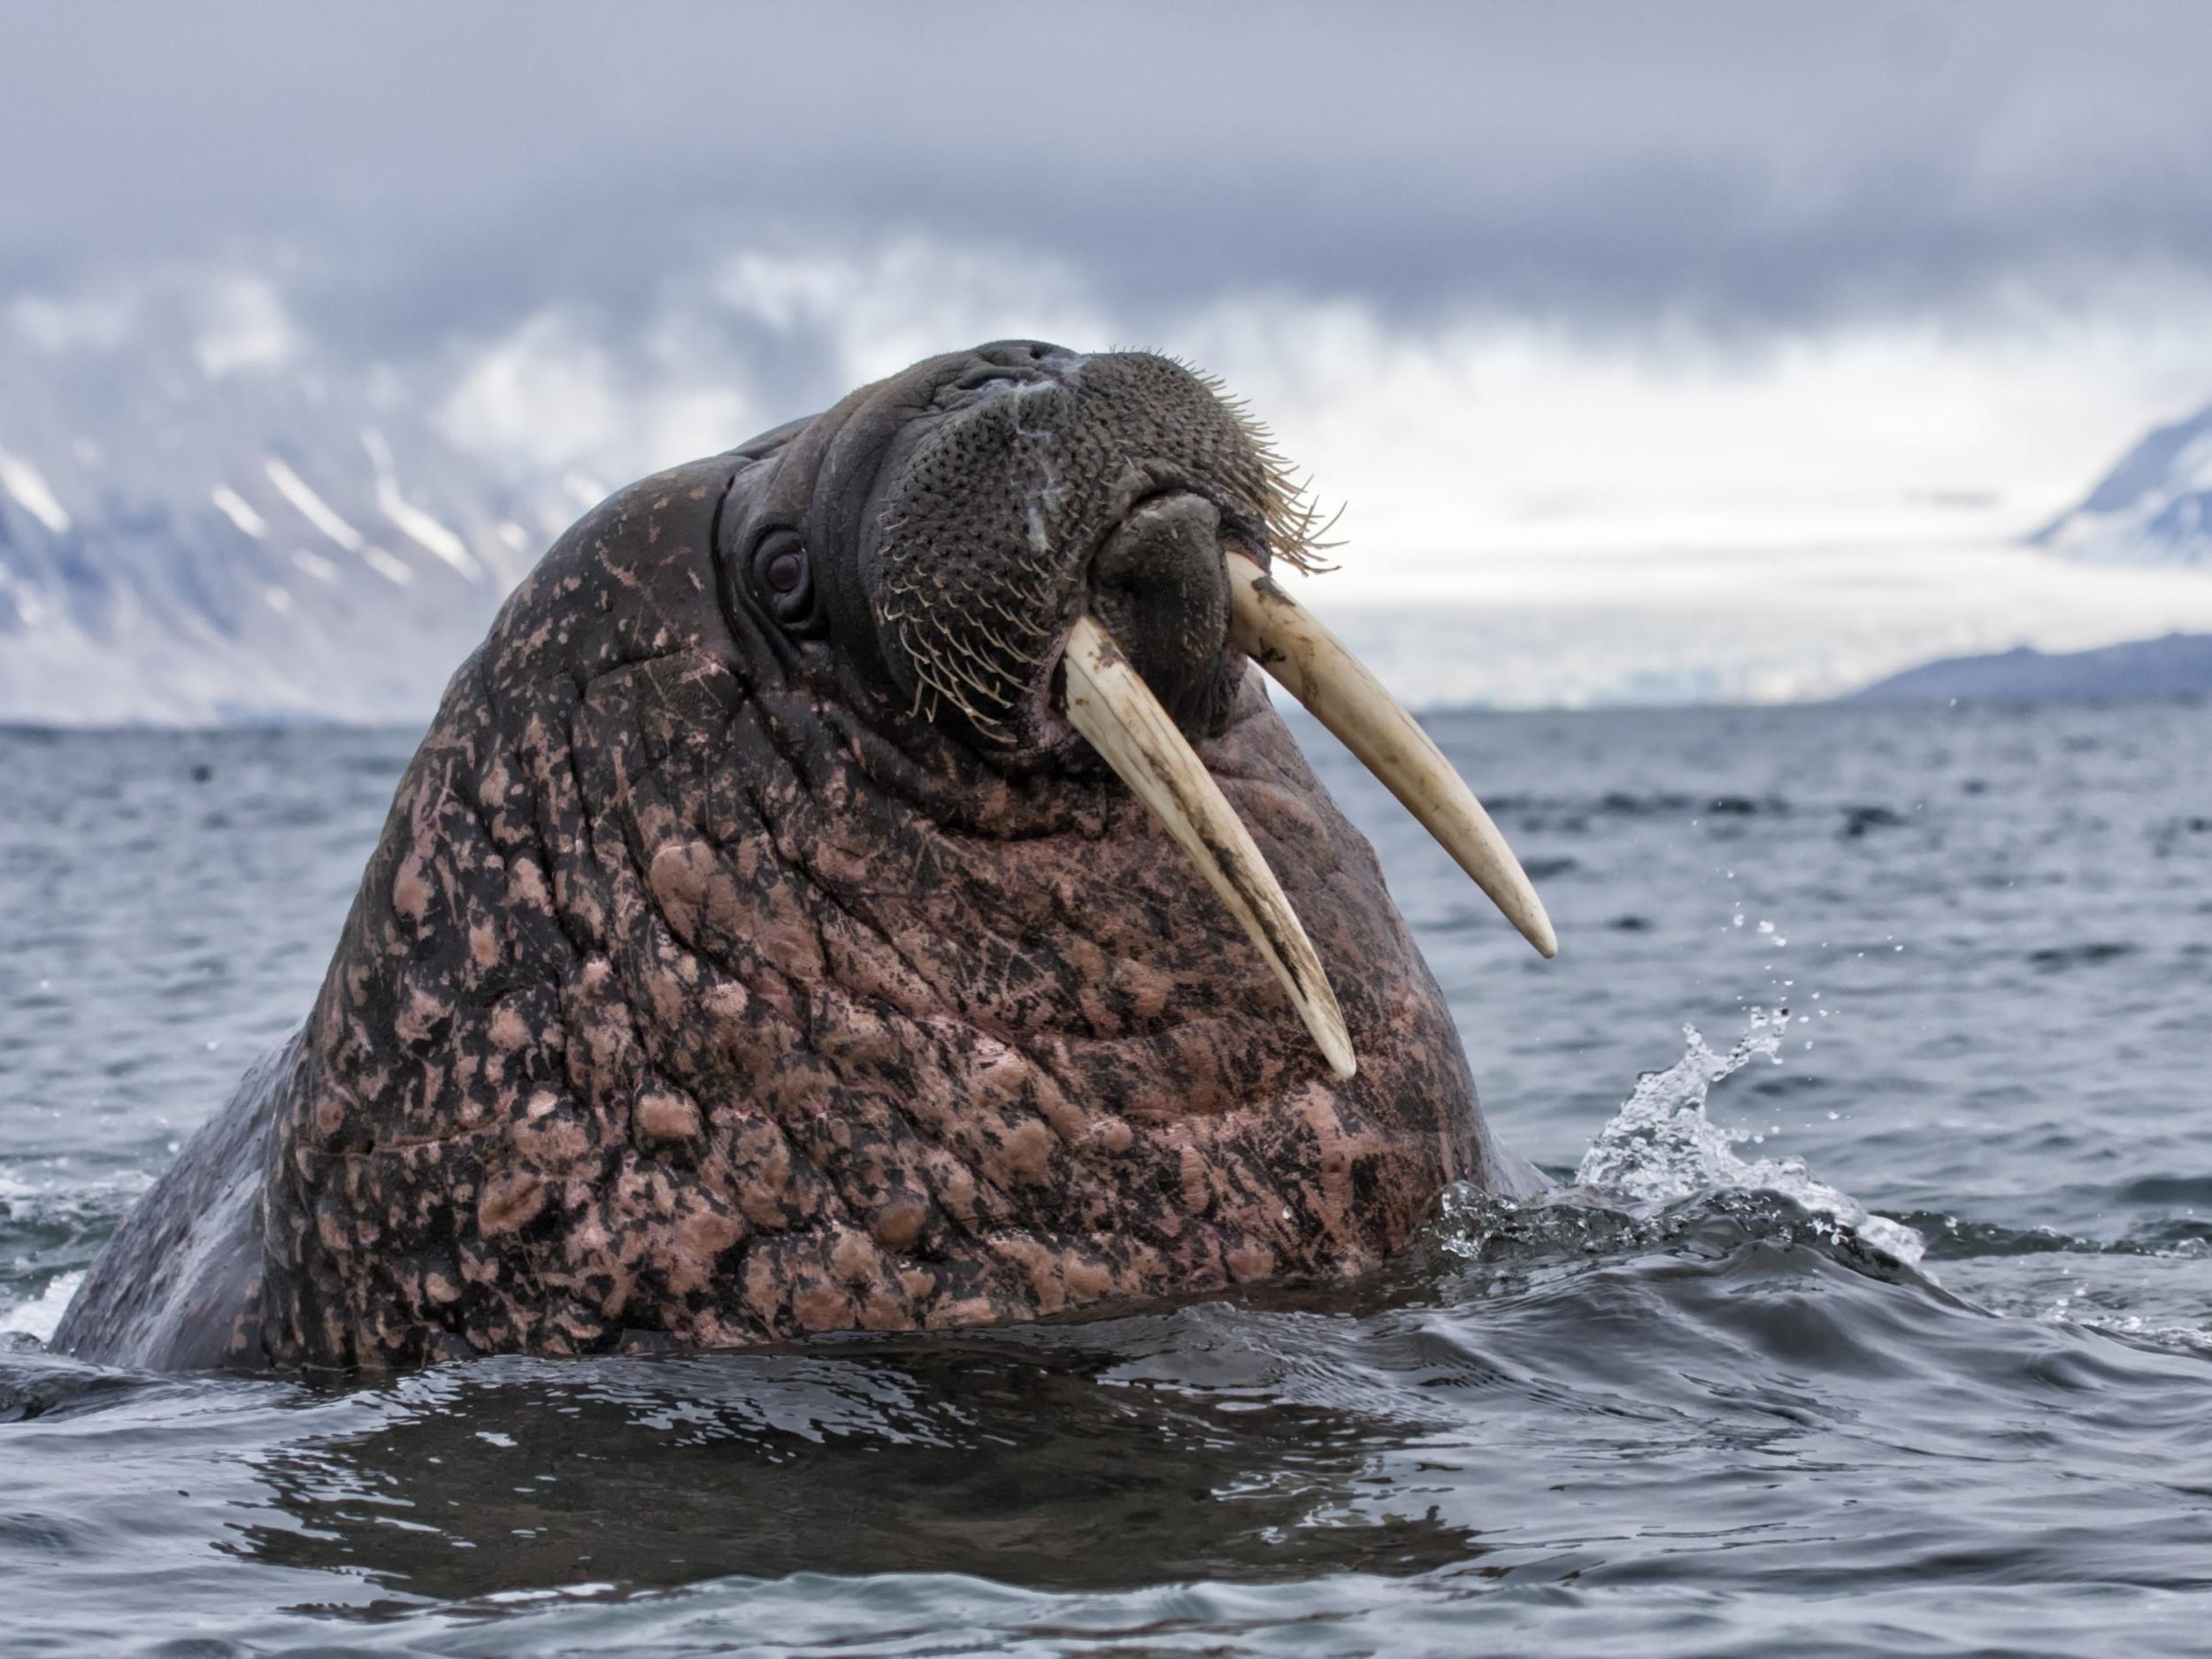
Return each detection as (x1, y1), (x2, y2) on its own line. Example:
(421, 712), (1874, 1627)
(51, 1033), (295, 1371)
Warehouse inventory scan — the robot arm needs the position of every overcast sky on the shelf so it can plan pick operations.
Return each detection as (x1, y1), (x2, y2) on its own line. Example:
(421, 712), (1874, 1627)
(6, 3), (2212, 336)
(7, 2), (2212, 686)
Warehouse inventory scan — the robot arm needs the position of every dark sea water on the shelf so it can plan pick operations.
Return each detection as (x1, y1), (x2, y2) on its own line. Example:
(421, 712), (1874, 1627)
(3, 700), (2208, 1657)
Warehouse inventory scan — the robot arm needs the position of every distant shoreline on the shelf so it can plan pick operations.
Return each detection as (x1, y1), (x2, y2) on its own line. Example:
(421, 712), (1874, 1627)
(7, 641), (2209, 741)
(1844, 631), (2212, 706)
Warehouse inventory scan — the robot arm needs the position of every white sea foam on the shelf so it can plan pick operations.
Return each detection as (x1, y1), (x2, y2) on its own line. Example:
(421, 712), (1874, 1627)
(0, 1271), (84, 1343)
(1939, 1248), (2212, 1356)
(1573, 1013), (1927, 1264)
(2057, 1310), (2212, 1354)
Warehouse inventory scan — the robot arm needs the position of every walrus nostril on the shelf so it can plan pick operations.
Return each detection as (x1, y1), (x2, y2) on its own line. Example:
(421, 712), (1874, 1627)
(945, 342), (1075, 398)
(977, 339), (1065, 367)
(1085, 492), (1233, 731)
(1092, 493), (1223, 589)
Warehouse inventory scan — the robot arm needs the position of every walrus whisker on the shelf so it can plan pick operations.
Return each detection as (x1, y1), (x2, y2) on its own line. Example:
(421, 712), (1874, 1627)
(1057, 613), (1357, 1079)
(1224, 552), (1557, 959)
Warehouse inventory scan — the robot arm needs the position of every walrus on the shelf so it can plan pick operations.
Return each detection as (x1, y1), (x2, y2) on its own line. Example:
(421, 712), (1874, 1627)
(56, 341), (1555, 1371)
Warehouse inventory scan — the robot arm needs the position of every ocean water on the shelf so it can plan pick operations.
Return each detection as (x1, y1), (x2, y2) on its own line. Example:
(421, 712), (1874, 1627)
(2, 699), (2208, 1657)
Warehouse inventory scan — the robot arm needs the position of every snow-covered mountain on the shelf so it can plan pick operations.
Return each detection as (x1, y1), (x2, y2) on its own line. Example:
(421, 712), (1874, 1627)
(0, 253), (1067, 725)
(0, 282), (588, 725)
(11, 258), (2212, 726)
(2032, 400), (2212, 567)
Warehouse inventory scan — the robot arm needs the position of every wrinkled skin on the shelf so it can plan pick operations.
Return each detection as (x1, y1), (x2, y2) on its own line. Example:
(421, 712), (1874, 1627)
(58, 343), (1533, 1372)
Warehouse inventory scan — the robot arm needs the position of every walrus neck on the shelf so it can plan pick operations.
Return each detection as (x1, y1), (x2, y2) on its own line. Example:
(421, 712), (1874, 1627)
(262, 639), (1471, 1364)
(628, 666), (1332, 1121)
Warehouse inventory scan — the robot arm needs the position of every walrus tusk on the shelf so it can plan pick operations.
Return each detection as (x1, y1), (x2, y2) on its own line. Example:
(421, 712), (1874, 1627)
(1225, 552), (1559, 960)
(1059, 614), (1358, 1079)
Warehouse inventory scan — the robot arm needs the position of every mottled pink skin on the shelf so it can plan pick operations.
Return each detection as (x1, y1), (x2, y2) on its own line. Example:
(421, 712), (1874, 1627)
(231, 455), (1490, 1367)
(60, 385), (1516, 1372)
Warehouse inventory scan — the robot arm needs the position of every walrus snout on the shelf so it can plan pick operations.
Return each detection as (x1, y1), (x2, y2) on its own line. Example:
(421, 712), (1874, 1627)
(1085, 491), (1233, 733)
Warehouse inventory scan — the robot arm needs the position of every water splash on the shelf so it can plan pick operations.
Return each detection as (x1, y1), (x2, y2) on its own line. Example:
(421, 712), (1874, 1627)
(0, 1164), (149, 1346)
(1571, 1011), (1926, 1264)
(0, 1271), (83, 1344)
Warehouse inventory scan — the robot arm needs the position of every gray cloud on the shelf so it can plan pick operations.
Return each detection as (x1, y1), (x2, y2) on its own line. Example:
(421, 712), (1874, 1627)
(4, 2), (2211, 344)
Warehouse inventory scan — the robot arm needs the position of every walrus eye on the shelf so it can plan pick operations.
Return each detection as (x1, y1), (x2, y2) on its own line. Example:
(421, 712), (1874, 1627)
(749, 528), (825, 638)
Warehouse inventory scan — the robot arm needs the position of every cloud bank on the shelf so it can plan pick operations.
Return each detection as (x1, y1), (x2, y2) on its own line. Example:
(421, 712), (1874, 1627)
(6, 5), (2212, 716)
(7, 4), (2212, 340)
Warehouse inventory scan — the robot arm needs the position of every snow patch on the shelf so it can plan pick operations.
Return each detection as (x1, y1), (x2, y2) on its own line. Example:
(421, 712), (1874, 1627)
(2035, 402), (2212, 567)
(211, 485), (269, 538)
(362, 546), (417, 587)
(0, 448), (72, 534)
(290, 548), (340, 584)
(0, 565), (50, 625)
(264, 457), (365, 552)
(363, 428), (482, 580)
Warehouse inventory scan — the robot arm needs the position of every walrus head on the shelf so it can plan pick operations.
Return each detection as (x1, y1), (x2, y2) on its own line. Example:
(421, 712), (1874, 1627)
(257, 342), (1554, 1367)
